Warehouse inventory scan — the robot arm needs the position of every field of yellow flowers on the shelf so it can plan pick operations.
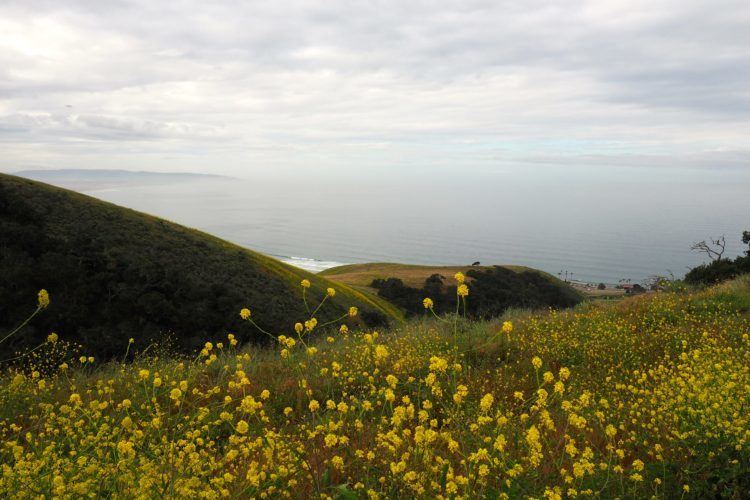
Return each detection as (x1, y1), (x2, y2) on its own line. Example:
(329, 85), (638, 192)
(1, 275), (749, 498)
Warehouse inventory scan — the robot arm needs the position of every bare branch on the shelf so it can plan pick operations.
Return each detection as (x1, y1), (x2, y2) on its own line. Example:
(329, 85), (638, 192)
(690, 235), (726, 261)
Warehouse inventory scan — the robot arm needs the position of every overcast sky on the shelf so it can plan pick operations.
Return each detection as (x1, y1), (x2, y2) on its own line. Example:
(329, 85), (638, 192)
(1, 0), (749, 179)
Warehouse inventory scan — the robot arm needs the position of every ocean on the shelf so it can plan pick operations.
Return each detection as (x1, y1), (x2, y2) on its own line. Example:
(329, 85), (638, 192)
(51, 167), (749, 284)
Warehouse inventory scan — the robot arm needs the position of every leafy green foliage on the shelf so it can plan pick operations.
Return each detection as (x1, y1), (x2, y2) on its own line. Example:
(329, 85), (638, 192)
(684, 256), (750, 285)
(0, 174), (394, 357)
(372, 266), (582, 317)
(685, 230), (750, 285)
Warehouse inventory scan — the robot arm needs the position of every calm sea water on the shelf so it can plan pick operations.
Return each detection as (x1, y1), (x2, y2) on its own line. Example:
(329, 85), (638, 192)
(78, 168), (748, 284)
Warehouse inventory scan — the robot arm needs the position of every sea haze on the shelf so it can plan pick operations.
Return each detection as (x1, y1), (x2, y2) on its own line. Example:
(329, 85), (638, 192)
(19, 168), (748, 284)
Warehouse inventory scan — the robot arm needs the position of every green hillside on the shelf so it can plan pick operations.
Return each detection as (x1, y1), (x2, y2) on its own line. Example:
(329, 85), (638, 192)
(322, 262), (583, 317)
(0, 173), (400, 357)
(320, 262), (530, 289)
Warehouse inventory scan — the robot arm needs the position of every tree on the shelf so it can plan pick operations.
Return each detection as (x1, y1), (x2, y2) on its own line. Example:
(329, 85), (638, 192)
(685, 230), (750, 285)
(691, 235), (726, 261)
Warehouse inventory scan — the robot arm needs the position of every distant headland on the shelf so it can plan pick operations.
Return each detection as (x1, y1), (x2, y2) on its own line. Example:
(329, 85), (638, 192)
(12, 169), (232, 191)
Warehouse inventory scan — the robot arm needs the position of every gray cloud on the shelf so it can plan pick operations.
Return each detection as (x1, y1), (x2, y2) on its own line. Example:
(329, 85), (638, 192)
(1, 0), (749, 176)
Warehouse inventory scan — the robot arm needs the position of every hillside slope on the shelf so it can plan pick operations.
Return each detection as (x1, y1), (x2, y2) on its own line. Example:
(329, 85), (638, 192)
(320, 262), (528, 289)
(0, 174), (400, 356)
(322, 262), (583, 317)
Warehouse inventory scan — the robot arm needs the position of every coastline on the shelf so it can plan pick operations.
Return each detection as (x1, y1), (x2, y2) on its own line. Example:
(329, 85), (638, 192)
(273, 254), (349, 273)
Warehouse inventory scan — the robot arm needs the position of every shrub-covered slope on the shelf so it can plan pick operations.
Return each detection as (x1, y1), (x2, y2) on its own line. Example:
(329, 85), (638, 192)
(0, 173), (400, 356)
(322, 262), (583, 316)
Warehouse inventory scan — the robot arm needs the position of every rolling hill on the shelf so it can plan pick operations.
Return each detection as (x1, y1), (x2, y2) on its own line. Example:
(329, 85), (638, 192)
(321, 262), (542, 290)
(0, 173), (401, 357)
(321, 262), (583, 317)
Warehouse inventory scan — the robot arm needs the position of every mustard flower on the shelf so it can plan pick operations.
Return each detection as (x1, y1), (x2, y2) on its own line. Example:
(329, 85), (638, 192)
(374, 345), (389, 362)
(235, 420), (249, 435)
(429, 356), (448, 373)
(423, 297), (434, 309)
(480, 393), (494, 412)
(532, 356), (543, 370)
(37, 289), (50, 309)
(324, 434), (338, 447)
(240, 308), (251, 320)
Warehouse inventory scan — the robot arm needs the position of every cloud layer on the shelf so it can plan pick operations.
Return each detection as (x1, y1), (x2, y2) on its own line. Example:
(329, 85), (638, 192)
(1, 0), (749, 176)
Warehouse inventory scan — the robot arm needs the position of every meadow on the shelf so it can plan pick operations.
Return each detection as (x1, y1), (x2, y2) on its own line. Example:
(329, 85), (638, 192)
(1, 275), (749, 498)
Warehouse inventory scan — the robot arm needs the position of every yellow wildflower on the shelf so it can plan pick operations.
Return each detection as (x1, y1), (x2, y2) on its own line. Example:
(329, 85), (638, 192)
(37, 289), (50, 308)
(235, 420), (249, 435)
(532, 356), (543, 370)
(480, 393), (494, 412)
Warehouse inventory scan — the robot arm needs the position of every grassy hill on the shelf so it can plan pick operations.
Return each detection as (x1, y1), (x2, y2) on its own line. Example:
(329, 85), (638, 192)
(322, 262), (583, 317)
(2, 270), (748, 496)
(320, 262), (530, 290)
(0, 173), (400, 357)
